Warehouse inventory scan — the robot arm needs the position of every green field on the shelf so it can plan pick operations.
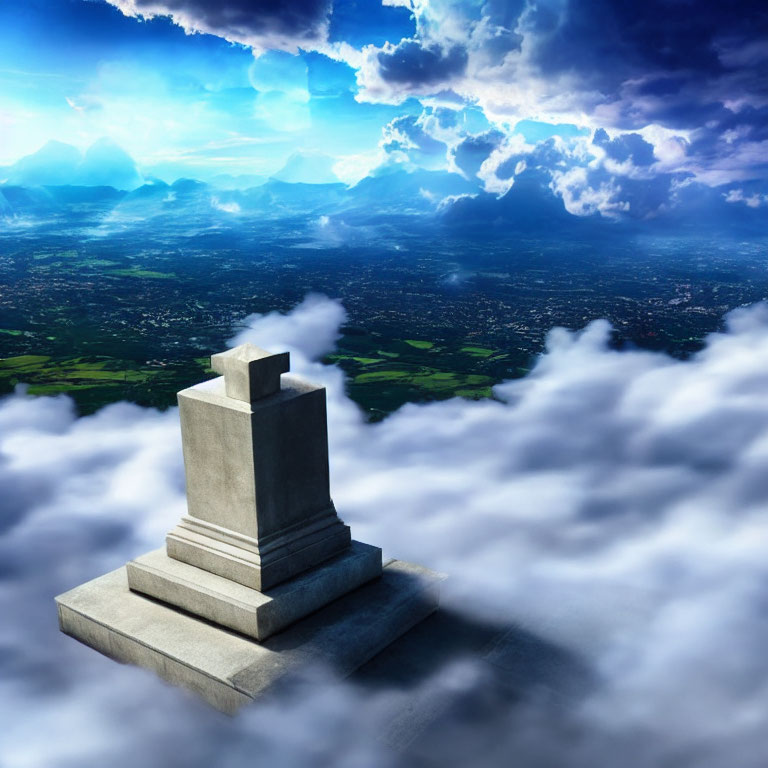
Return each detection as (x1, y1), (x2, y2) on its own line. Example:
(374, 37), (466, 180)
(0, 323), (516, 418)
(0, 246), (524, 417)
(317, 330), (518, 418)
(404, 340), (434, 350)
(0, 354), (161, 383)
(461, 345), (495, 358)
(0, 354), (180, 411)
(356, 368), (492, 392)
(32, 250), (78, 261)
(109, 268), (176, 279)
(0, 354), (51, 369)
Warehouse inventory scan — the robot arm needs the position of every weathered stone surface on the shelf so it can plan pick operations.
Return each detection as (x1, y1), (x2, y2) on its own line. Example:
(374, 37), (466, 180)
(127, 541), (383, 640)
(166, 509), (351, 592)
(210, 344), (289, 402)
(173, 372), (350, 589)
(56, 559), (443, 714)
(178, 373), (332, 539)
(231, 559), (442, 700)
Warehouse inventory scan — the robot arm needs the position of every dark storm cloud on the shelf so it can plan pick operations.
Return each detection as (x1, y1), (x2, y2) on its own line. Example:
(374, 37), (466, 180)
(452, 129), (505, 178)
(356, 0), (767, 185)
(530, 0), (768, 94)
(107, 0), (332, 53)
(343, 1), (767, 228)
(381, 114), (447, 157)
(537, 0), (768, 140)
(570, 166), (675, 219)
(377, 39), (468, 86)
(593, 130), (655, 167)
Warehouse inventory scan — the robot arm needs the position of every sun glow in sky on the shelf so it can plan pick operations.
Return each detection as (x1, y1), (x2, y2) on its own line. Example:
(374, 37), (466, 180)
(0, 0), (424, 181)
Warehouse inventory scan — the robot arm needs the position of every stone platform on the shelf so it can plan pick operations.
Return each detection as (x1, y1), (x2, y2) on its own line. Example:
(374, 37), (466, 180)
(126, 541), (383, 640)
(56, 558), (443, 714)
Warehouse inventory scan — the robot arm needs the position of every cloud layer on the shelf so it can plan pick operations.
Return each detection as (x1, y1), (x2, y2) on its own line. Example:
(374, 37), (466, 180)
(4, 1), (763, 223)
(365, 0), (768, 211)
(108, 0), (332, 54)
(355, 0), (768, 129)
(4, 294), (768, 765)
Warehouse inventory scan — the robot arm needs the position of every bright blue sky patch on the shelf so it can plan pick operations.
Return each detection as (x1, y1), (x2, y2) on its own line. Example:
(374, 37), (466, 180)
(513, 121), (590, 143)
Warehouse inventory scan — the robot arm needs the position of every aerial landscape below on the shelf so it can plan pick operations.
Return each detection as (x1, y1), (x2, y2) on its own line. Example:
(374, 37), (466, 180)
(1, 188), (764, 417)
(1, 0), (767, 767)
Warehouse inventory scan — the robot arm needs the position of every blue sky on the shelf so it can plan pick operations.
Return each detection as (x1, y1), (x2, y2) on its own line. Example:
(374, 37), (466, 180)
(0, 0), (766, 218)
(0, 0), (424, 182)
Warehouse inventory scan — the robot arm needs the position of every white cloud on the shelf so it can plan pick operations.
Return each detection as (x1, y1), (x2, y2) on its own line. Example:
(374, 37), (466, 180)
(5, 295), (768, 765)
(229, 293), (347, 361)
(551, 164), (628, 217)
(724, 188), (768, 208)
(332, 149), (384, 185)
(210, 196), (241, 213)
(107, 0), (331, 56)
(476, 132), (533, 195)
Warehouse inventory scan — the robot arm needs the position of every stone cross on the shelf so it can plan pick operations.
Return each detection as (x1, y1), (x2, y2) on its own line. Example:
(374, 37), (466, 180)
(165, 343), (351, 591)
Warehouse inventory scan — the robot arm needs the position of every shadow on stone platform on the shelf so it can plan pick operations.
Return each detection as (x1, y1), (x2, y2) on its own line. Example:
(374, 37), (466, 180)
(350, 607), (593, 754)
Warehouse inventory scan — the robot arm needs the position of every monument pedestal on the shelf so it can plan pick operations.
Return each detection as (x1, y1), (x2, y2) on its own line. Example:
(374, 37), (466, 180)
(165, 509), (352, 593)
(56, 342), (442, 710)
(56, 559), (442, 714)
(126, 541), (383, 641)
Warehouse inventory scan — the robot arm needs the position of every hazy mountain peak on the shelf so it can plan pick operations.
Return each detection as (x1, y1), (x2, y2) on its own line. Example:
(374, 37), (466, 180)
(5, 141), (83, 187)
(77, 138), (143, 190)
(3, 138), (143, 190)
(271, 152), (341, 185)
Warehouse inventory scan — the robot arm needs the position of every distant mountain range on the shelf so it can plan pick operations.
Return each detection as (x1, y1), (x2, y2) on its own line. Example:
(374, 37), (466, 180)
(0, 153), (486, 226)
(0, 140), (484, 226)
(0, 142), (344, 191)
(1, 140), (763, 236)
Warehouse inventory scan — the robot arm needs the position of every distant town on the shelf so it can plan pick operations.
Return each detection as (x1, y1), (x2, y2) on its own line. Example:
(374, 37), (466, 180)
(1, 207), (765, 418)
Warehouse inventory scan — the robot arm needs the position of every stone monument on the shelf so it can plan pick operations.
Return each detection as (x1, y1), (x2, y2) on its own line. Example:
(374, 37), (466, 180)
(56, 344), (442, 712)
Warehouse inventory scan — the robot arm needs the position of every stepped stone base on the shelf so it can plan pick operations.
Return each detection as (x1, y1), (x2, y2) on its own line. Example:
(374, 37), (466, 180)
(166, 513), (352, 592)
(55, 559), (443, 714)
(126, 541), (383, 641)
